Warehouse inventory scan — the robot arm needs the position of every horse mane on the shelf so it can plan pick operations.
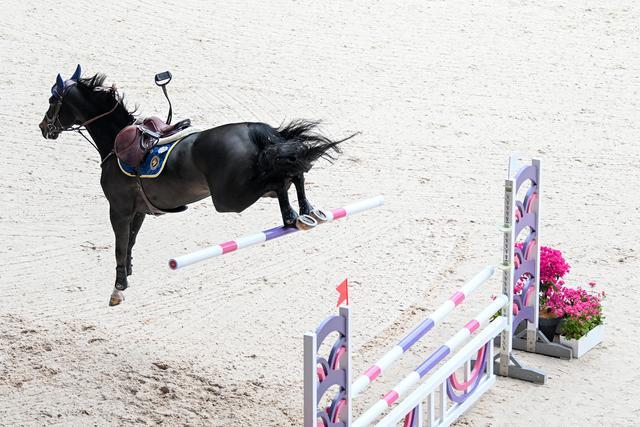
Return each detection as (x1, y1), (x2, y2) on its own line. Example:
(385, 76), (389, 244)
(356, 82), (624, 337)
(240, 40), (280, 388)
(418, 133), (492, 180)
(76, 73), (137, 119)
(79, 73), (108, 90)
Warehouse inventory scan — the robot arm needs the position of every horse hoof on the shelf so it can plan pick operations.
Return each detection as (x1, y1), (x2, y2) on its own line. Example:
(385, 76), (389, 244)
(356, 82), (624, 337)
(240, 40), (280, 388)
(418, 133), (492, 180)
(109, 290), (125, 306)
(310, 209), (329, 223)
(296, 214), (318, 230)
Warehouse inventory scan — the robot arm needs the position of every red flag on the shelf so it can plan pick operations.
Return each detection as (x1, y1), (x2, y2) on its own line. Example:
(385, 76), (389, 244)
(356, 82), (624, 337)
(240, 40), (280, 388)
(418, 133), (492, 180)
(336, 278), (349, 307)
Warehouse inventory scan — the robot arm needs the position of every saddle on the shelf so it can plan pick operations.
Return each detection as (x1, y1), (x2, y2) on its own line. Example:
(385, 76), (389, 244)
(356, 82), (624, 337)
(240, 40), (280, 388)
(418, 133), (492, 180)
(114, 116), (191, 169)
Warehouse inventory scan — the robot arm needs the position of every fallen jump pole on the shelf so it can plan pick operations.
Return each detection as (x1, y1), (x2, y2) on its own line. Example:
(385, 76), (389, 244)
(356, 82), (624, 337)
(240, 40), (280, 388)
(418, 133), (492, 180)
(168, 195), (384, 270)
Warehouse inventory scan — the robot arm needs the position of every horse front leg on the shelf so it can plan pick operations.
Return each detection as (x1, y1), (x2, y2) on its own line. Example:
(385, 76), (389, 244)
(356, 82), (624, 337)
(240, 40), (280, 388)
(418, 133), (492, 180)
(292, 174), (314, 215)
(293, 174), (328, 224)
(126, 213), (146, 277)
(109, 208), (132, 306)
(276, 184), (298, 228)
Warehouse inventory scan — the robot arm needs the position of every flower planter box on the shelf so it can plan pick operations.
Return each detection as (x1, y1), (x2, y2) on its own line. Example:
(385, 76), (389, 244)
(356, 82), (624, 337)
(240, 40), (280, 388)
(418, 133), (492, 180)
(538, 317), (561, 341)
(559, 324), (604, 358)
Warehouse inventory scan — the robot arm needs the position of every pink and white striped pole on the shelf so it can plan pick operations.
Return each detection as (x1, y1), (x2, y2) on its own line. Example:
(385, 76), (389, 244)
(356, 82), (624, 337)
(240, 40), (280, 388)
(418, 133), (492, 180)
(168, 195), (384, 270)
(352, 294), (508, 427)
(351, 266), (495, 397)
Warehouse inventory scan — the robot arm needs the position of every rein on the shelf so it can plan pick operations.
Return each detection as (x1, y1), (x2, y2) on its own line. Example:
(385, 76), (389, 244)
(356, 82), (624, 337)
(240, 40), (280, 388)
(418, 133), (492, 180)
(64, 98), (120, 155)
(80, 99), (120, 127)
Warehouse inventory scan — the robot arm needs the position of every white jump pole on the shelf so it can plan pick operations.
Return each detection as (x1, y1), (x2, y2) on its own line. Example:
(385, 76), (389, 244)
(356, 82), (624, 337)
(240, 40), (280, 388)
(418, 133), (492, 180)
(351, 266), (495, 397)
(352, 295), (507, 427)
(168, 195), (384, 270)
(376, 317), (507, 427)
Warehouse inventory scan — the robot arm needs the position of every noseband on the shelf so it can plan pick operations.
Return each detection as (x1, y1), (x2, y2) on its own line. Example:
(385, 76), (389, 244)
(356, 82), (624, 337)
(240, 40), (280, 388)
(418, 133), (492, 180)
(44, 98), (64, 135)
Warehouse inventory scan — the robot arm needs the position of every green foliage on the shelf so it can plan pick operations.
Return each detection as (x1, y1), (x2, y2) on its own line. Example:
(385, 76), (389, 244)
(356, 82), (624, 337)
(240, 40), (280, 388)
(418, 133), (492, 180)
(559, 305), (604, 340)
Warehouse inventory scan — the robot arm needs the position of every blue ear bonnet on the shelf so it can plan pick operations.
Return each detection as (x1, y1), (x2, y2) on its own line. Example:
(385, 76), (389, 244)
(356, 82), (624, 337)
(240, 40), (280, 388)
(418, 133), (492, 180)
(51, 64), (81, 99)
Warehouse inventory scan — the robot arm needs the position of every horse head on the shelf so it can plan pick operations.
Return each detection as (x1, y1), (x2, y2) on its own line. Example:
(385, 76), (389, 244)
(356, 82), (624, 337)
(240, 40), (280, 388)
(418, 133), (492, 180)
(39, 64), (88, 139)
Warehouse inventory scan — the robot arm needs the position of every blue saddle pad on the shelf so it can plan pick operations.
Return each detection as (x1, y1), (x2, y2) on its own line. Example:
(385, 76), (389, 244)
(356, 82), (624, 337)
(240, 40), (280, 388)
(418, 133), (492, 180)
(117, 138), (183, 178)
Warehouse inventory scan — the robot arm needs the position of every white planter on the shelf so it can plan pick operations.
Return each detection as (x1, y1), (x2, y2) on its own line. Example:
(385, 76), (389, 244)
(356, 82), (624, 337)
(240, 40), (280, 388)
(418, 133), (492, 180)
(559, 324), (604, 358)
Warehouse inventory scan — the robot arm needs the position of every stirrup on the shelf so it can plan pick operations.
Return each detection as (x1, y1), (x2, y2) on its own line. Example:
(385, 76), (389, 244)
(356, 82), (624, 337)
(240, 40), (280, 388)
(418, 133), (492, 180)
(296, 214), (318, 230)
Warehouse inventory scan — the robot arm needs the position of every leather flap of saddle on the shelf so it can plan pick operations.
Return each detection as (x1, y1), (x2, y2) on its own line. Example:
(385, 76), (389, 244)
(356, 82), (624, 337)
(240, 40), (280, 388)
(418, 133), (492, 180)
(114, 125), (146, 169)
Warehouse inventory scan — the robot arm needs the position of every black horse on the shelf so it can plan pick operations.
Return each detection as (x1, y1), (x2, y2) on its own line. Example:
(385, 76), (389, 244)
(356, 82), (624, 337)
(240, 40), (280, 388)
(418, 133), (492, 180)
(39, 65), (352, 306)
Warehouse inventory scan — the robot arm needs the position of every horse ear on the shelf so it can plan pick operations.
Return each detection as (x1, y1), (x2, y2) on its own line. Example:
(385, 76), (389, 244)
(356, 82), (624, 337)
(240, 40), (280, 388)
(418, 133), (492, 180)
(71, 64), (81, 81)
(56, 74), (65, 94)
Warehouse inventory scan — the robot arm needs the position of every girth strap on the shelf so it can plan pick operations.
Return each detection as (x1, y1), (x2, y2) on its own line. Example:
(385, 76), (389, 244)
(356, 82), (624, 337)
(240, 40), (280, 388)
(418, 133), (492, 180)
(135, 175), (186, 216)
(101, 147), (187, 216)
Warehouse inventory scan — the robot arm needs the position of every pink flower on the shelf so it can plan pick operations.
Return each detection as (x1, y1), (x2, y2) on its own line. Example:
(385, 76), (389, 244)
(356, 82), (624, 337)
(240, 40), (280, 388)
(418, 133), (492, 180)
(512, 244), (605, 335)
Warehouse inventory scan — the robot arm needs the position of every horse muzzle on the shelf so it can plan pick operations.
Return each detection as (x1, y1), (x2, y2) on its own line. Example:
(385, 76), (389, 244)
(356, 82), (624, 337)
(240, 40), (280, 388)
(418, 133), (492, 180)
(39, 119), (60, 139)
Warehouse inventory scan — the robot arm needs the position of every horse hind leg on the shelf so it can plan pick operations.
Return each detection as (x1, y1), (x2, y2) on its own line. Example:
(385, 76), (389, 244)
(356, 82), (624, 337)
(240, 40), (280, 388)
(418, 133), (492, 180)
(292, 174), (328, 224)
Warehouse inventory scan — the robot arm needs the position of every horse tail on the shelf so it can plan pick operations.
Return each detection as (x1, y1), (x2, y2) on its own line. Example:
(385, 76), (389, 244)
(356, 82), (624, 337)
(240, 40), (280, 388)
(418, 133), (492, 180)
(252, 120), (356, 182)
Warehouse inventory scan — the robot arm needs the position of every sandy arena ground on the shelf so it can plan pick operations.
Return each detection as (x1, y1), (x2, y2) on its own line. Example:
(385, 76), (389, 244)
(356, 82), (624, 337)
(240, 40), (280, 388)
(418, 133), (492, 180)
(1, 1), (639, 426)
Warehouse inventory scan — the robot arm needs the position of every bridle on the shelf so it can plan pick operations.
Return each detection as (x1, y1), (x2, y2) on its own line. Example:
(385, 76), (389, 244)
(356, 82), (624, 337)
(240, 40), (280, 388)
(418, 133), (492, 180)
(46, 83), (120, 156)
